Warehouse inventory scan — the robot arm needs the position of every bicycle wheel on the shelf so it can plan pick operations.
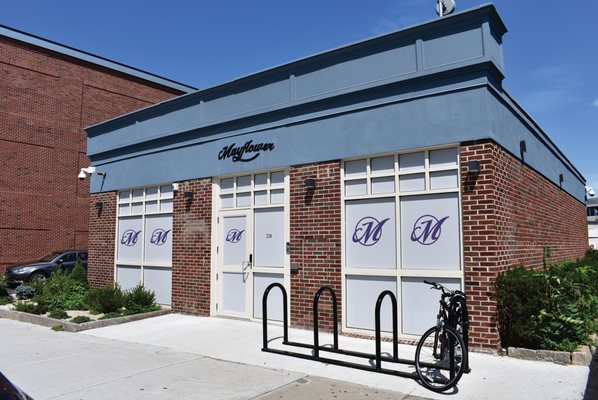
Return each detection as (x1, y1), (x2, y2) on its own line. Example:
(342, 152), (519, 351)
(415, 325), (466, 392)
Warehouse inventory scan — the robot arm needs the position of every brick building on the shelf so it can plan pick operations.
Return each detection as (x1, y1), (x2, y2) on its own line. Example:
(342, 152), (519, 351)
(83, 5), (588, 351)
(0, 25), (196, 272)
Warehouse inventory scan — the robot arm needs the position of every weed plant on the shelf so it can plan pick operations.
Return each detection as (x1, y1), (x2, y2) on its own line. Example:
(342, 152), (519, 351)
(497, 249), (598, 352)
(34, 269), (88, 311)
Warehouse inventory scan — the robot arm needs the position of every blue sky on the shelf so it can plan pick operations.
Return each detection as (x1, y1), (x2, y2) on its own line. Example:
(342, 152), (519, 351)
(3, 0), (597, 192)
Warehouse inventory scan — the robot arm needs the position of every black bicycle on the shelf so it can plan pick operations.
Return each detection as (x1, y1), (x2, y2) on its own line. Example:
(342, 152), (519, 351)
(414, 280), (469, 392)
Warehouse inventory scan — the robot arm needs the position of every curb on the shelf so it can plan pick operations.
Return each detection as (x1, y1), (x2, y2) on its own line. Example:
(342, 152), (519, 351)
(507, 346), (594, 366)
(0, 308), (172, 332)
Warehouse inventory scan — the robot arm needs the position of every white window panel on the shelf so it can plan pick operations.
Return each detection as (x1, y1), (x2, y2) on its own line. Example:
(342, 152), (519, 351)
(145, 201), (159, 213)
(220, 194), (234, 208)
(132, 189), (144, 202)
(144, 267), (172, 305)
(237, 175), (252, 190)
(399, 173), (425, 192)
(253, 273), (284, 320)
(145, 215), (172, 263)
(400, 193), (461, 270)
(118, 191), (131, 203)
(270, 189), (284, 204)
(270, 171), (285, 186)
(254, 208), (284, 268)
(345, 198), (396, 269)
(220, 178), (234, 191)
(402, 277), (461, 335)
(118, 204), (130, 216)
(345, 179), (367, 197)
(116, 265), (141, 291)
(371, 177), (395, 194)
(346, 275), (396, 331)
(160, 185), (174, 199)
(430, 170), (459, 190)
(222, 216), (247, 267)
(399, 152), (425, 171)
(254, 173), (268, 188)
(345, 159), (367, 176)
(117, 218), (143, 261)
(236, 192), (251, 207)
(430, 148), (458, 168)
(161, 199), (173, 213)
(254, 191), (268, 206)
(131, 202), (143, 214)
(371, 156), (395, 174)
(222, 272), (246, 313)
(146, 187), (159, 201)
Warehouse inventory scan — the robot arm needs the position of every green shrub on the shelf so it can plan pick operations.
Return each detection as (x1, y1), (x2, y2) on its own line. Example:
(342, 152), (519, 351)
(496, 257), (598, 352)
(14, 302), (48, 315)
(124, 284), (159, 314)
(34, 269), (88, 311)
(87, 284), (125, 314)
(16, 285), (36, 299)
(71, 315), (91, 324)
(0, 296), (13, 305)
(70, 260), (88, 287)
(48, 309), (69, 319)
(99, 311), (123, 320)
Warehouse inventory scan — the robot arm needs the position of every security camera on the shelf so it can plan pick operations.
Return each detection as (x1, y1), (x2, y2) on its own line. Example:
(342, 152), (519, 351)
(586, 186), (595, 197)
(78, 166), (97, 181)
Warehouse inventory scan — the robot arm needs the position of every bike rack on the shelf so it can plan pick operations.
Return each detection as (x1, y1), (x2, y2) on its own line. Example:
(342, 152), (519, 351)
(262, 283), (425, 380)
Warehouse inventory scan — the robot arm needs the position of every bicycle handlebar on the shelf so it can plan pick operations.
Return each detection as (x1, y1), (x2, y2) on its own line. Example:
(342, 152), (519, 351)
(423, 280), (466, 298)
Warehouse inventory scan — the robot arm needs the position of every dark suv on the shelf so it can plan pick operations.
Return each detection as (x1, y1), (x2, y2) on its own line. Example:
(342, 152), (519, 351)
(5, 250), (88, 287)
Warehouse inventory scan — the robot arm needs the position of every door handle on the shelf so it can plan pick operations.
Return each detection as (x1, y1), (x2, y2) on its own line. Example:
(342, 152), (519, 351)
(248, 254), (253, 269)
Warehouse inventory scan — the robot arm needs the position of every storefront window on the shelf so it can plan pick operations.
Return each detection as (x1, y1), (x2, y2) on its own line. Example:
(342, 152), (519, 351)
(343, 147), (461, 336)
(116, 185), (173, 305)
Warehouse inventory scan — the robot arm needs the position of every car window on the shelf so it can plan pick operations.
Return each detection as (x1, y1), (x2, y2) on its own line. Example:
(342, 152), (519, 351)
(62, 253), (77, 262)
(78, 252), (88, 261)
(38, 251), (64, 262)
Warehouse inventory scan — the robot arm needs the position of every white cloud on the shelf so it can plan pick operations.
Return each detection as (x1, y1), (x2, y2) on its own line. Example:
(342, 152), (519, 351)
(592, 98), (598, 107)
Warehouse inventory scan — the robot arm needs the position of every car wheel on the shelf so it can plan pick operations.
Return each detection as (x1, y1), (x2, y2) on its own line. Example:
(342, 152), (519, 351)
(29, 272), (47, 283)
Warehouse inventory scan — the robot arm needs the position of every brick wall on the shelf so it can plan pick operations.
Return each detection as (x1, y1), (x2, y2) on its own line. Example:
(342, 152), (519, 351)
(289, 161), (342, 331)
(88, 192), (116, 287)
(0, 35), (184, 272)
(461, 140), (588, 350)
(171, 179), (212, 315)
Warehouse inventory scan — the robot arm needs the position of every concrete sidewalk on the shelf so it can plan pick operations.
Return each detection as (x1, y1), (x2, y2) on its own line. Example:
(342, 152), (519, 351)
(0, 314), (589, 399)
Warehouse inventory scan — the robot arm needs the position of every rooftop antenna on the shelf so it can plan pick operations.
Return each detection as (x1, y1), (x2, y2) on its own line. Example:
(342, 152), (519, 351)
(436, 0), (456, 17)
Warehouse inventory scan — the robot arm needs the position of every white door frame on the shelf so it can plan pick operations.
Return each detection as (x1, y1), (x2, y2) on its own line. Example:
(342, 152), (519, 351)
(210, 170), (291, 321)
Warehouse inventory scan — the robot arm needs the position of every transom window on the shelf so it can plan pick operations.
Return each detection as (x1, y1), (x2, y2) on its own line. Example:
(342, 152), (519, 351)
(219, 170), (286, 209)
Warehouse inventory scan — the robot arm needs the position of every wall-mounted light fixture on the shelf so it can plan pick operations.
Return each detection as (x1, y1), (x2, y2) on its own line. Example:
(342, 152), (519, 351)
(519, 140), (527, 154)
(184, 191), (193, 200)
(467, 160), (481, 173)
(95, 202), (103, 210)
(304, 178), (317, 189)
(172, 183), (180, 192)
(559, 173), (564, 187)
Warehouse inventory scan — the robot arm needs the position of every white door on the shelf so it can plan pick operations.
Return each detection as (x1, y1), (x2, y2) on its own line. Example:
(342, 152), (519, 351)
(218, 211), (253, 318)
(217, 207), (286, 320)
